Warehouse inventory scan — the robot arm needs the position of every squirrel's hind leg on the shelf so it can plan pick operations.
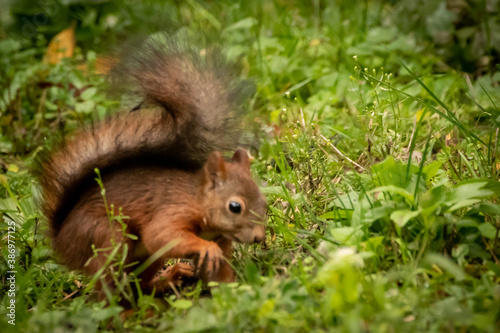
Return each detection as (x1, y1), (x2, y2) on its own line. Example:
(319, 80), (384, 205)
(53, 202), (137, 299)
(53, 204), (124, 272)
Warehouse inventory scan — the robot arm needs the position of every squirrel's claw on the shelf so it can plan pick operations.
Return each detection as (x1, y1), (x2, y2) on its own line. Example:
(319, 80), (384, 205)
(149, 262), (195, 291)
(162, 263), (195, 285)
(196, 242), (223, 278)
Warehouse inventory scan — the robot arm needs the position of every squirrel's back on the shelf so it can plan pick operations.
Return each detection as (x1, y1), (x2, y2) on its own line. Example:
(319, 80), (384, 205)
(34, 35), (255, 236)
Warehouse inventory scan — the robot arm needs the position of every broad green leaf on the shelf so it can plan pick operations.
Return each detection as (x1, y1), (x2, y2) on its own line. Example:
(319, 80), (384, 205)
(319, 209), (351, 220)
(420, 183), (446, 210)
(486, 261), (500, 277)
(92, 306), (123, 321)
(367, 27), (397, 43)
(171, 299), (193, 310)
(364, 236), (384, 257)
(422, 161), (442, 182)
(223, 17), (257, 33)
(478, 223), (497, 239)
(424, 253), (466, 281)
(75, 100), (95, 114)
(270, 109), (281, 123)
(447, 182), (493, 204)
(7, 164), (19, 172)
(80, 87), (97, 100)
(372, 157), (416, 188)
(260, 186), (286, 197)
(454, 218), (479, 229)
(447, 199), (481, 212)
(268, 55), (290, 74)
(387, 35), (416, 52)
(479, 203), (500, 215)
(330, 227), (363, 245)
(452, 243), (469, 266)
(328, 192), (359, 210)
(390, 209), (421, 227)
(347, 43), (388, 56)
(0, 39), (21, 54)
(369, 185), (415, 204)
(361, 205), (393, 224)
(18, 196), (37, 219)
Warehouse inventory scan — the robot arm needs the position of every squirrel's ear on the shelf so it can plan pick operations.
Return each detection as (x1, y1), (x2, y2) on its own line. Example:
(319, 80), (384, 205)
(204, 151), (227, 187)
(231, 149), (250, 170)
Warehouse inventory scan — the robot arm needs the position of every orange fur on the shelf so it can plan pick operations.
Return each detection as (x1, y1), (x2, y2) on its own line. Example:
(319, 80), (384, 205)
(34, 37), (266, 295)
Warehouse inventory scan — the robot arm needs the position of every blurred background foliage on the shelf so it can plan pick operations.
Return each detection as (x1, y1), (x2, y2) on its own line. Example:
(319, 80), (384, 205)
(1, 0), (500, 156)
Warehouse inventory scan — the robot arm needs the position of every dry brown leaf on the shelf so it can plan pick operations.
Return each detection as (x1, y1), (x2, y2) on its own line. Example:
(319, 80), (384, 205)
(77, 56), (117, 75)
(43, 23), (76, 65)
(94, 56), (116, 74)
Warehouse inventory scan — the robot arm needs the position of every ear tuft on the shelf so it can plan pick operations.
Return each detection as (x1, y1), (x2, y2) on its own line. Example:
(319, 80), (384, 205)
(231, 148), (250, 170)
(204, 151), (227, 187)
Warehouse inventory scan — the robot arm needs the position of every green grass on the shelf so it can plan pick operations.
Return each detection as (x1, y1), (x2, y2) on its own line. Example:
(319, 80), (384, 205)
(1, 0), (500, 332)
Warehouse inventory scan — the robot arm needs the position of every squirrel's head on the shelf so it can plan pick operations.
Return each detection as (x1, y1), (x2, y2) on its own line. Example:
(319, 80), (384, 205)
(201, 149), (267, 244)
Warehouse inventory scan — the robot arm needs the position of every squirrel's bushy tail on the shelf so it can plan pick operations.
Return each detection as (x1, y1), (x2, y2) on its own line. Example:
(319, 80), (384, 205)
(34, 34), (255, 236)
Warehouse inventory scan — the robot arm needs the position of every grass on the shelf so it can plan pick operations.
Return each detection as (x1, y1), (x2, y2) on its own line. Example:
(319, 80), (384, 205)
(1, 0), (500, 332)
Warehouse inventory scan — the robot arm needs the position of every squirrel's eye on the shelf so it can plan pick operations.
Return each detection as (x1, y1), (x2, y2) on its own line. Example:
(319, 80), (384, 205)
(228, 201), (242, 214)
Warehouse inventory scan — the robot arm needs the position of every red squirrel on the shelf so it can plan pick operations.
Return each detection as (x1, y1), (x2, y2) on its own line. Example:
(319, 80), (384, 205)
(34, 36), (267, 295)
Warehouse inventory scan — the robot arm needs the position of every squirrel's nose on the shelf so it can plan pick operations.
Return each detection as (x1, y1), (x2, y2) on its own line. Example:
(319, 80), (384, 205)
(252, 226), (265, 243)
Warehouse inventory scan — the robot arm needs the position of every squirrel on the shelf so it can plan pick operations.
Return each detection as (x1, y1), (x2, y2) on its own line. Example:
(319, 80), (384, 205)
(34, 36), (267, 295)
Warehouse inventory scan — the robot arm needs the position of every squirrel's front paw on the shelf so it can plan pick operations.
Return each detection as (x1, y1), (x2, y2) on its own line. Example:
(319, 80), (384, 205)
(151, 263), (195, 290)
(196, 242), (223, 278)
(162, 263), (195, 285)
